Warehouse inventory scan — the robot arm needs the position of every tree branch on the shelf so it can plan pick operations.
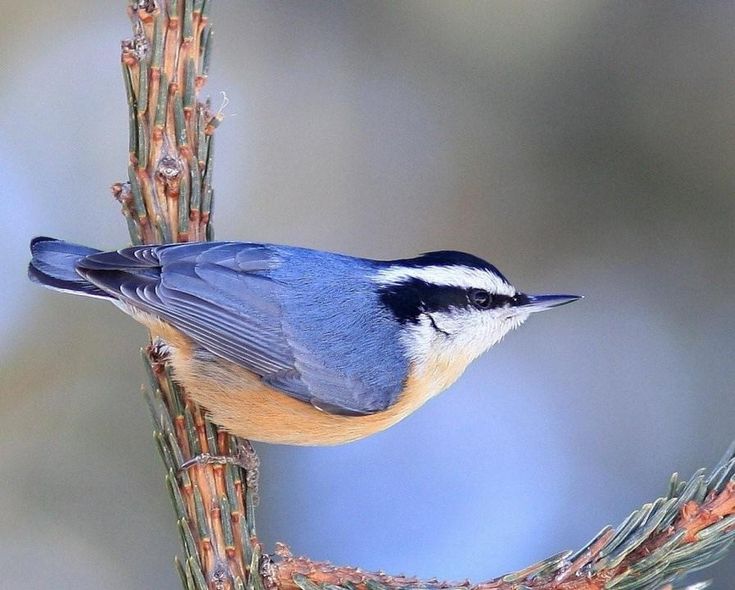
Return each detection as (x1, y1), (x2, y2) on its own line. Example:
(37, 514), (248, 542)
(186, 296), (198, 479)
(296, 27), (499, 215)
(267, 443), (735, 590)
(119, 3), (262, 589)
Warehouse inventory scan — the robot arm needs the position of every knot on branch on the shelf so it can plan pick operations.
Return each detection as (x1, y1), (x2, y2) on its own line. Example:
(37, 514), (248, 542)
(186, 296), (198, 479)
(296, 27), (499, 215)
(122, 22), (149, 63)
(111, 181), (133, 205)
(130, 0), (160, 17)
(157, 154), (184, 183)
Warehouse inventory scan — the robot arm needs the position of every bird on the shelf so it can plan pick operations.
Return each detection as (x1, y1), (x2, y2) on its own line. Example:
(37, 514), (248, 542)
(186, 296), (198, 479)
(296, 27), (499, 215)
(28, 236), (580, 445)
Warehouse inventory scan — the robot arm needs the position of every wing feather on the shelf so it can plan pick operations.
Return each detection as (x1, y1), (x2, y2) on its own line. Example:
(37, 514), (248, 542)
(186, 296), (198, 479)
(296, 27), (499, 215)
(76, 242), (402, 414)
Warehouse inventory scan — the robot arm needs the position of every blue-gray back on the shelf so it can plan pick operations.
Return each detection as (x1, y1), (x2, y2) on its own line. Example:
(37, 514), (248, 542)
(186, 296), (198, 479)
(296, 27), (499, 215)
(76, 242), (409, 415)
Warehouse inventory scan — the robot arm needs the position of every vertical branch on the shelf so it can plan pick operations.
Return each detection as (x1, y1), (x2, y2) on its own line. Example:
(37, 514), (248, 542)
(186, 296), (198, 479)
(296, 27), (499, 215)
(143, 351), (261, 590)
(115, 2), (260, 589)
(118, 0), (218, 245)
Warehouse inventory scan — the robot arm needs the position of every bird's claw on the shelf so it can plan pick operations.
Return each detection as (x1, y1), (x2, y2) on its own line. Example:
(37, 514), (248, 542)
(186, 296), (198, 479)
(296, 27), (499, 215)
(179, 440), (260, 503)
(147, 337), (171, 363)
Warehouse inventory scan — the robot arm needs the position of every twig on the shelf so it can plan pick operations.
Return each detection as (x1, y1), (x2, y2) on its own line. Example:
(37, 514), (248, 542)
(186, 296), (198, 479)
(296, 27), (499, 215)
(117, 3), (261, 589)
(119, 0), (216, 245)
(269, 444), (735, 590)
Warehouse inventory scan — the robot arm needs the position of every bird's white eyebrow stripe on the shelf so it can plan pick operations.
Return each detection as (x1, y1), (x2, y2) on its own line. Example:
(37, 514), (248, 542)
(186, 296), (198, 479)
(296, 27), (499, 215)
(372, 265), (515, 296)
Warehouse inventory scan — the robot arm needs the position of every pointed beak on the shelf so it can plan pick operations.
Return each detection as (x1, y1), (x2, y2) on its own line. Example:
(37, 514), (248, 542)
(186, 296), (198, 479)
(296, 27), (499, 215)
(515, 293), (582, 314)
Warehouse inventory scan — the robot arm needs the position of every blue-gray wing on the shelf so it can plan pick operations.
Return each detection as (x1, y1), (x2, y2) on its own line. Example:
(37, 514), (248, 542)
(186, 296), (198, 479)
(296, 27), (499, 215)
(76, 242), (405, 414)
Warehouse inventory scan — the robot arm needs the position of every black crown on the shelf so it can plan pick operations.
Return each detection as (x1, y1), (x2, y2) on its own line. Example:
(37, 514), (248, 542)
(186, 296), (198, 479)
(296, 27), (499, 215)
(390, 250), (509, 284)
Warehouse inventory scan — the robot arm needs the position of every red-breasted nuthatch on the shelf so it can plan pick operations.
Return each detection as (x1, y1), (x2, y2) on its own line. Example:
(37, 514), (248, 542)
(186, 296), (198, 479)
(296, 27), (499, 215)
(28, 237), (580, 445)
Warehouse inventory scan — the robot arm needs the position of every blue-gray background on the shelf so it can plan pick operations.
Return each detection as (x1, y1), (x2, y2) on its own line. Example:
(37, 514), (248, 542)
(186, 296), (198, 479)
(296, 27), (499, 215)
(2, 2), (735, 588)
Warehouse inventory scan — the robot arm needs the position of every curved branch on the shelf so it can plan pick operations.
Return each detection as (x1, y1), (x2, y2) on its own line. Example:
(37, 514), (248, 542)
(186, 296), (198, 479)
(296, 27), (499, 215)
(266, 445), (735, 590)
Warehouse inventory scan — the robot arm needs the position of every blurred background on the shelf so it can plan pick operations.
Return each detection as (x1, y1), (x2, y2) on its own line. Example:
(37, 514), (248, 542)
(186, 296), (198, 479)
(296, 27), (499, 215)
(2, 1), (735, 588)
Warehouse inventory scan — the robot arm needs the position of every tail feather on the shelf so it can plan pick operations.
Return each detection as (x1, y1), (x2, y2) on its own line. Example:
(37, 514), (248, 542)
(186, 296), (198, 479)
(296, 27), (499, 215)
(28, 237), (111, 299)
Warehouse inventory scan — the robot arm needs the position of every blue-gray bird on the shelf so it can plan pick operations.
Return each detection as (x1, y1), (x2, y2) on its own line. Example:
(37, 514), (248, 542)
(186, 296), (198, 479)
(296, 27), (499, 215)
(28, 237), (580, 445)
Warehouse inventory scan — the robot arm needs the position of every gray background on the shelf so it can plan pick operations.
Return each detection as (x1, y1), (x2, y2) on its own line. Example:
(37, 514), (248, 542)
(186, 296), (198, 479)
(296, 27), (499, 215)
(2, 1), (735, 588)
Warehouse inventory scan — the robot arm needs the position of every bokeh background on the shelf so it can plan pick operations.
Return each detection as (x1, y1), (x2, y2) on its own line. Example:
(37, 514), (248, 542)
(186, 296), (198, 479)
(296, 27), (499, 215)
(2, 1), (735, 588)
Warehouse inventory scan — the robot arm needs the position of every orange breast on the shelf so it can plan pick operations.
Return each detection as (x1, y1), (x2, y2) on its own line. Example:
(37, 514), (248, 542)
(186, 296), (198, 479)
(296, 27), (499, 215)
(144, 319), (468, 445)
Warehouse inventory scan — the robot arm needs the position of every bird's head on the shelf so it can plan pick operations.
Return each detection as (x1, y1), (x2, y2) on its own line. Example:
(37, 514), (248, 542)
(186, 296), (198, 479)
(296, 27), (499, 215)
(374, 251), (580, 378)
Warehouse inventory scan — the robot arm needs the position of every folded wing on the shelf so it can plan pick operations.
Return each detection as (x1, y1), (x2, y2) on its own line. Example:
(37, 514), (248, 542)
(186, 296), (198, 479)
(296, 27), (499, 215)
(76, 242), (402, 414)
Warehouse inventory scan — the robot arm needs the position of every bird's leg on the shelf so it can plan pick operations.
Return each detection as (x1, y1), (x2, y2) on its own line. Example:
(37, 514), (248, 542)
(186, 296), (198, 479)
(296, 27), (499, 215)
(147, 337), (171, 364)
(179, 439), (258, 471)
(179, 439), (260, 502)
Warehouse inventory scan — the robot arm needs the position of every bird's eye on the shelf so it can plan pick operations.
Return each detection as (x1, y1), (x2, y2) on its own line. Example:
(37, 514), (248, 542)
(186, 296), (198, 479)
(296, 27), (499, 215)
(469, 288), (492, 309)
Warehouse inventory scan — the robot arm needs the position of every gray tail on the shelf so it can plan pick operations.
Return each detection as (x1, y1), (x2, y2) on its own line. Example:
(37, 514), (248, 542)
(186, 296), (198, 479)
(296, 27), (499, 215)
(28, 237), (110, 299)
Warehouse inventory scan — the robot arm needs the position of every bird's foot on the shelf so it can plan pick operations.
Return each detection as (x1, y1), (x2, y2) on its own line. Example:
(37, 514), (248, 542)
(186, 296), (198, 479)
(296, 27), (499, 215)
(147, 337), (171, 363)
(179, 440), (260, 504)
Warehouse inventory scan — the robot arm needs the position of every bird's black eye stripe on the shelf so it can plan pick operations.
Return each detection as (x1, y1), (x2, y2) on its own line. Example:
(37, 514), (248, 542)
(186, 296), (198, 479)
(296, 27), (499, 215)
(379, 279), (516, 324)
(379, 279), (469, 324)
(469, 288), (515, 310)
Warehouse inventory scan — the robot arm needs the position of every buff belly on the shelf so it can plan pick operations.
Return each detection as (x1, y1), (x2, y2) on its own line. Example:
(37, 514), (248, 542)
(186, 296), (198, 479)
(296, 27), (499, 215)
(138, 313), (468, 445)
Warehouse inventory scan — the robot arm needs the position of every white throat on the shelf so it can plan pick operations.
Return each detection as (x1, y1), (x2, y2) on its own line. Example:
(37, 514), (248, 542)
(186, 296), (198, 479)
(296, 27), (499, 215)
(400, 309), (528, 397)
